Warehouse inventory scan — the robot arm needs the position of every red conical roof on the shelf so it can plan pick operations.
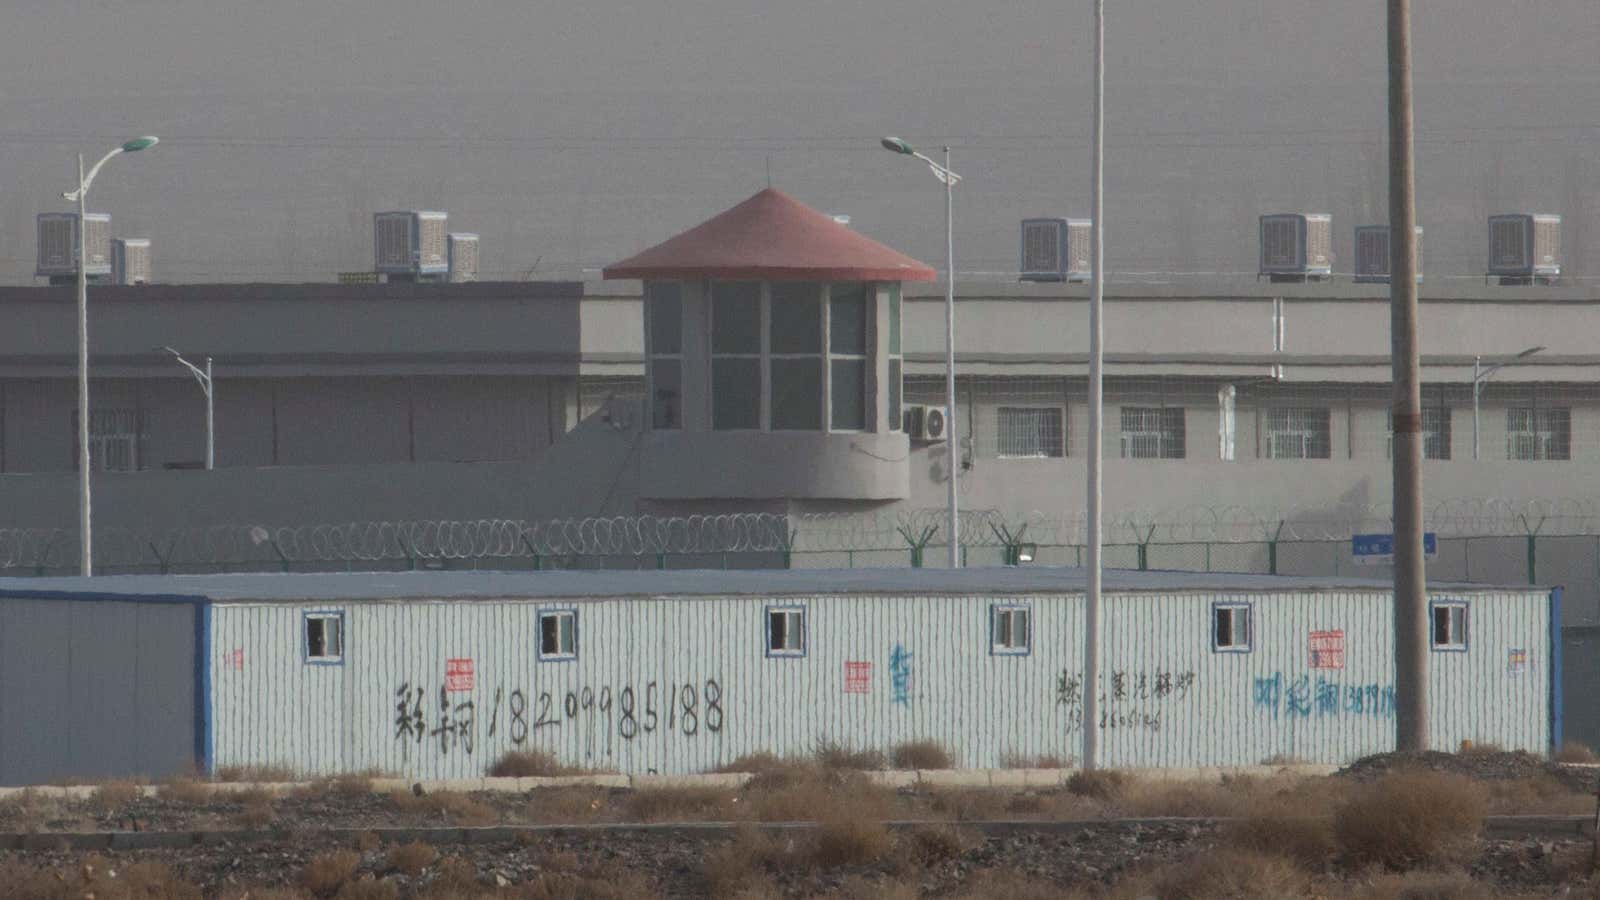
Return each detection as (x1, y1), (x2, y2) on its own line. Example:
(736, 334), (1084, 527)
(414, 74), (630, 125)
(603, 188), (936, 282)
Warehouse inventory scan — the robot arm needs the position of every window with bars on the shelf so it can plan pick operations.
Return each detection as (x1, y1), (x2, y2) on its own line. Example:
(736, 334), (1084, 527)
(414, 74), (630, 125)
(997, 406), (1064, 458)
(646, 282), (683, 430)
(1506, 407), (1570, 460)
(72, 408), (147, 472)
(886, 285), (903, 432)
(1386, 407), (1452, 460)
(1119, 407), (1185, 459)
(1263, 407), (1331, 459)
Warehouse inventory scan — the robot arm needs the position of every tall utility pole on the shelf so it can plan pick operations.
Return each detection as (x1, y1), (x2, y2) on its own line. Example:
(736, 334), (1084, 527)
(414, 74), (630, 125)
(1388, 0), (1427, 752)
(1082, 0), (1105, 771)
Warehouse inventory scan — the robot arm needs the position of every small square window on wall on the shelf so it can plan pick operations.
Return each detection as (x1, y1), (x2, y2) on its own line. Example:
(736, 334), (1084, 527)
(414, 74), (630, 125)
(540, 609), (578, 661)
(1430, 601), (1468, 651)
(766, 605), (806, 657)
(304, 611), (345, 664)
(1213, 603), (1252, 653)
(991, 604), (1031, 655)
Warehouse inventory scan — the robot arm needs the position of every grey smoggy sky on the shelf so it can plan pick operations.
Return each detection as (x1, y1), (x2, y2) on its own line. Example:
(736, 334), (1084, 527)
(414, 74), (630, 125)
(1, 1), (1596, 284)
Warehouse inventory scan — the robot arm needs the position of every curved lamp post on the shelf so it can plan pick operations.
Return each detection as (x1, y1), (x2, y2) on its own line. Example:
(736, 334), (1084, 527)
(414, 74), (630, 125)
(1473, 345), (1545, 460)
(880, 136), (962, 568)
(62, 136), (159, 576)
(162, 347), (214, 470)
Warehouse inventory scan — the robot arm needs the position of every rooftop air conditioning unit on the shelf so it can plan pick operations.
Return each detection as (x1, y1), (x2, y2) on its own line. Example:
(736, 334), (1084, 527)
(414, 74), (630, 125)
(448, 232), (479, 283)
(112, 238), (152, 285)
(374, 210), (449, 279)
(1488, 214), (1561, 283)
(1020, 218), (1091, 283)
(1353, 226), (1422, 284)
(1259, 213), (1332, 281)
(37, 212), (111, 280)
(903, 404), (949, 442)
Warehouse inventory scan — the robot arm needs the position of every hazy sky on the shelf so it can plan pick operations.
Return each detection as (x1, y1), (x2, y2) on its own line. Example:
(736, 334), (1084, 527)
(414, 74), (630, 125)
(2, 1), (1597, 283)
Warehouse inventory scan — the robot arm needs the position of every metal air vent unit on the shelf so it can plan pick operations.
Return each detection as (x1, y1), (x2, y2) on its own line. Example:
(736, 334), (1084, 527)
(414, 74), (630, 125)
(1259, 213), (1332, 282)
(904, 405), (949, 442)
(448, 233), (479, 283)
(374, 210), (449, 279)
(1020, 218), (1091, 283)
(37, 212), (111, 281)
(1488, 214), (1561, 284)
(112, 238), (152, 285)
(1353, 226), (1423, 284)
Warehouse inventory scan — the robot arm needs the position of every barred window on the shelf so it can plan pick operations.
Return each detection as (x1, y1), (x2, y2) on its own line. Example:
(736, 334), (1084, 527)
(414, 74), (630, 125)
(997, 406), (1064, 458)
(1264, 407), (1331, 459)
(72, 408), (147, 472)
(1120, 407), (1185, 459)
(1507, 407), (1570, 460)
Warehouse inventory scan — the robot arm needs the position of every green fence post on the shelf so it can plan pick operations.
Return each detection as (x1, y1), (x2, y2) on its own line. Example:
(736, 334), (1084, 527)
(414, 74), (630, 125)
(1527, 534), (1537, 585)
(1267, 521), (1286, 576)
(910, 547), (923, 568)
(656, 553), (667, 570)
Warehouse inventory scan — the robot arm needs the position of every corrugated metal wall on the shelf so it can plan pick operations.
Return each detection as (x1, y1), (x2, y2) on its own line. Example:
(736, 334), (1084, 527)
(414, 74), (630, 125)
(208, 588), (1551, 779)
(0, 597), (198, 784)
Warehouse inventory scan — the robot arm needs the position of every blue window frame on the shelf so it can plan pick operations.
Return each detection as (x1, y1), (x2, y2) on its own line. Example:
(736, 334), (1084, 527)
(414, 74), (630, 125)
(1430, 600), (1469, 652)
(539, 608), (578, 661)
(303, 610), (346, 665)
(990, 604), (1032, 656)
(1212, 602), (1252, 653)
(765, 605), (806, 657)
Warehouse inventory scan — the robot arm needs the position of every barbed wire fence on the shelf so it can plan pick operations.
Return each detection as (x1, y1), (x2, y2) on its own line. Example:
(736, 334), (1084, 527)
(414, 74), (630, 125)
(1, 497), (1599, 577)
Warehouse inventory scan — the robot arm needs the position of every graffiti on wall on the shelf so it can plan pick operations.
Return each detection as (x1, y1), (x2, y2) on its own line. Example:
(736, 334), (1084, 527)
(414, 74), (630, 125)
(392, 676), (724, 760)
(1252, 672), (1394, 720)
(889, 644), (913, 705)
(1054, 668), (1197, 733)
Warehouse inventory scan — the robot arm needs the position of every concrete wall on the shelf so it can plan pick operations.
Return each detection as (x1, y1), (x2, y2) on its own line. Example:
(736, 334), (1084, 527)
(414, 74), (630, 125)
(206, 585), (1551, 778)
(0, 596), (198, 784)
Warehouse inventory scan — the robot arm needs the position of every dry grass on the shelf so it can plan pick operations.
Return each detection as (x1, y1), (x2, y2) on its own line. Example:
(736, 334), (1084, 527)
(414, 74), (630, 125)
(813, 739), (887, 771)
(487, 749), (587, 778)
(624, 786), (738, 822)
(387, 840), (438, 877)
(214, 764), (299, 783)
(701, 826), (793, 897)
(1555, 740), (1600, 764)
(1109, 846), (1311, 900)
(1457, 740), (1506, 757)
(231, 788), (277, 829)
(354, 830), (381, 852)
(998, 753), (1072, 769)
(1065, 768), (1129, 801)
(89, 780), (143, 811)
(332, 876), (399, 900)
(524, 785), (611, 823)
(1224, 794), (1338, 869)
(1481, 773), (1592, 814)
(387, 789), (498, 825)
(158, 777), (213, 804)
(809, 815), (893, 867)
(950, 868), (1088, 900)
(742, 769), (894, 823)
(300, 849), (362, 897)
(900, 824), (976, 865)
(891, 739), (957, 770)
(1333, 868), (1502, 900)
(712, 752), (787, 774)
(1333, 771), (1487, 869)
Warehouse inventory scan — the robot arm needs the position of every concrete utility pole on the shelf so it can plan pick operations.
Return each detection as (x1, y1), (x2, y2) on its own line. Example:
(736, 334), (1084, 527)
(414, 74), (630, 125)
(1388, 0), (1427, 752)
(1082, 0), (1105, 771)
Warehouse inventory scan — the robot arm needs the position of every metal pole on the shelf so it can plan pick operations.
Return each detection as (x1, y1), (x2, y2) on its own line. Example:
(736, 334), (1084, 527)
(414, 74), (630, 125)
(1472, 355), (1481, 461)
(1388, 0), (1427, 753)
(944, 146), (959, 568)
(1082, 0), (1105, 771)
(204, 356), (215, 470)
(76, 153), (93, 577)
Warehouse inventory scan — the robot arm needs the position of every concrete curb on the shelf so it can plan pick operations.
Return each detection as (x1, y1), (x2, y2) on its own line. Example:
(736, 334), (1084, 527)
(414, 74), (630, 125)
(0, 816), (1586, 851)
(0, 764), (1339, 800)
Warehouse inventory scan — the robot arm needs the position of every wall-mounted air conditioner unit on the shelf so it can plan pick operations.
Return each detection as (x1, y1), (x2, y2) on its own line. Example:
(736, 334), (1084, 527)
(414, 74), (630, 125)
(1353, 226), (1422, 284)
(112, 238), (152, 285)
(1020, 218), (1090, 283)
(448, 232), (479, 283)
(374, 210), (449, 279)
(1259, 213), (1332, 282)
(1488, 214), (1561, 284)
(904, 405), (949, 442)
(37, 212), (112, 280)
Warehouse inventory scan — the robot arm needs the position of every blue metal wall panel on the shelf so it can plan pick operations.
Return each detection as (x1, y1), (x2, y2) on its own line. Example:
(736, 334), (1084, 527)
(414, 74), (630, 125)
(208, 587), (1552, 778)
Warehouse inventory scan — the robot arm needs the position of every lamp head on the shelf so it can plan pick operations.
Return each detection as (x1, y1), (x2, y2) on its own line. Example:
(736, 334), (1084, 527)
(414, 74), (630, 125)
(121, 136), (159, 153)
(880, 136), (914, 155)
(1518, 346), (1546, 359)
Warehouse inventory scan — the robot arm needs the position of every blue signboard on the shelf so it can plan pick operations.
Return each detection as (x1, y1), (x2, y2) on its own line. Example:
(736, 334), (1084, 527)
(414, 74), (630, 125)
(1351, 532), (1437, 565)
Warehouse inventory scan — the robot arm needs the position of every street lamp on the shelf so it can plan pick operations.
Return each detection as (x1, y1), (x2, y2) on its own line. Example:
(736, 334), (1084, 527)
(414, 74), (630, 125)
(1473, 345), (1545, 460)
(880, 136), (963, 568)
(162, 347), (214, 470)
(62, 135), (159, 576)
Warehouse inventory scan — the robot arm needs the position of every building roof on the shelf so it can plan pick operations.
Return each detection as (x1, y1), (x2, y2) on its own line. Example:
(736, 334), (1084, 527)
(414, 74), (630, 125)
(602, 189), (938, 283)
(0, 566), (1541, 604)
